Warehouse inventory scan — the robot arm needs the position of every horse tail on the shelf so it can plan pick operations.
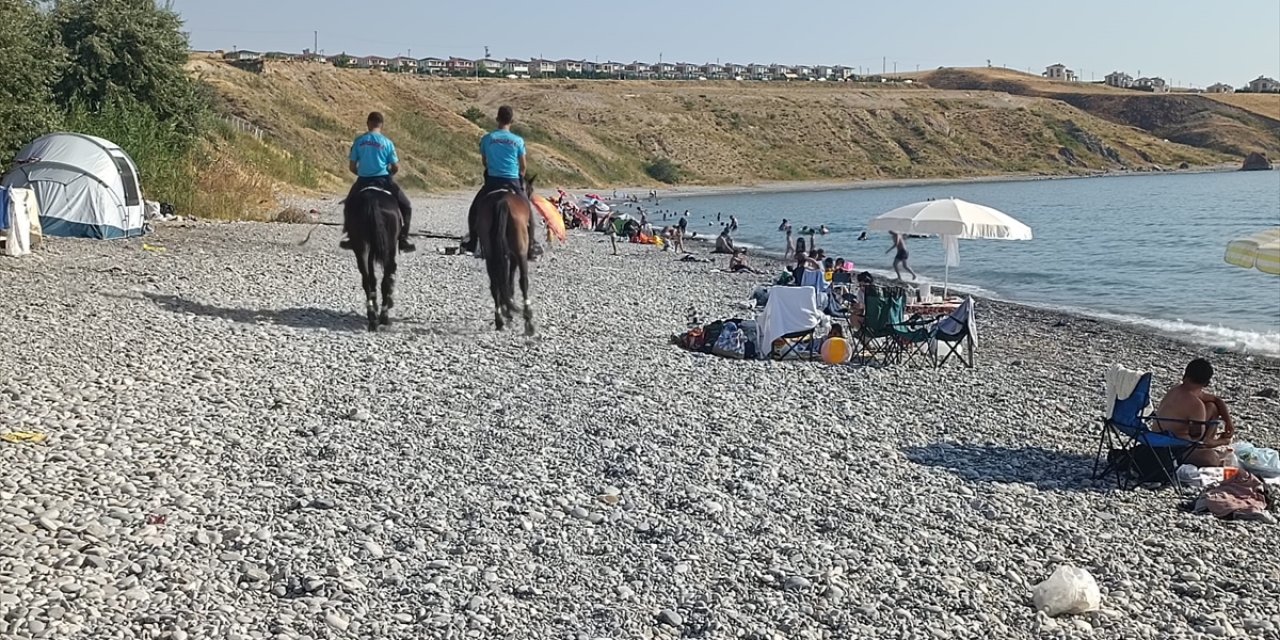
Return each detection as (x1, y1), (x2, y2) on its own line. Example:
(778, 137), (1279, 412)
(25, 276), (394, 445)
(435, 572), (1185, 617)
(368, 193), (392, 265)
(494, 196), (515, 305)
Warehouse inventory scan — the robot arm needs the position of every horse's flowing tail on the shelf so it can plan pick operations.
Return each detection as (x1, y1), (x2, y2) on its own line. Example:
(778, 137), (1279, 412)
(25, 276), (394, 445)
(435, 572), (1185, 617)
(494, 197), (515, 305)
(367, 194), (393, 265)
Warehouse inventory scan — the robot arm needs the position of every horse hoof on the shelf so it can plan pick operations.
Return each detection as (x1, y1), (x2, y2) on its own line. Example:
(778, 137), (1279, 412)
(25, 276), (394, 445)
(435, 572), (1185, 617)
(524, 325), (535, 337)
(379, 313), (392, 326)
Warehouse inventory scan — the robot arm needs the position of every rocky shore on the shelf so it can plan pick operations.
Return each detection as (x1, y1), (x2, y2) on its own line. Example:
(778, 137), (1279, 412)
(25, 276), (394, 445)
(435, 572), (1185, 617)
(1, 191), (1277, 639)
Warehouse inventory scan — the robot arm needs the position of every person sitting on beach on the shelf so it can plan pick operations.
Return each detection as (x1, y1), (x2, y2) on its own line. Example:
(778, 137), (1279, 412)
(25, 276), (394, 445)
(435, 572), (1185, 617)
(714, 227), (736, 254)
(847, 271), (876, 331)
(728, 248), (763, 274)
(1153, 358), (1236, 466)
(795, 235), (807, 257)
(791, 253), (822, 284)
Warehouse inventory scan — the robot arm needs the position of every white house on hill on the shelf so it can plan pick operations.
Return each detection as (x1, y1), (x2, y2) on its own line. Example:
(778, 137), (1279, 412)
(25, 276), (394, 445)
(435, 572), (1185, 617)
(1206, 82), (1234, 94)
(1044, 63), (1078, 82)
(1247, 76), (1280, 93)
(1104, 71), (1133, 88)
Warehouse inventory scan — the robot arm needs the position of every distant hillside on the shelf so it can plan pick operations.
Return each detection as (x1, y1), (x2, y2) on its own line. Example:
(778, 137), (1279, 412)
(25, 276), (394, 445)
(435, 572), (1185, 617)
(917, 67), (1280, 158)
(185, 57), (1234, 209)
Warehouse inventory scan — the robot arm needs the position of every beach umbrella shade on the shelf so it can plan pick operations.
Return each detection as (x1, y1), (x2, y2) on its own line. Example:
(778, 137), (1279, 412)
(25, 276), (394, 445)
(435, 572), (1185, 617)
(1224, 227), (1280, 276)
(866, 198), (1033, 295)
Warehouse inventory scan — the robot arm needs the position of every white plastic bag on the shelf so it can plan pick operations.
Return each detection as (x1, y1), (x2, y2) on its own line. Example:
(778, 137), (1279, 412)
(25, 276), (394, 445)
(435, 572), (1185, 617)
(1032, 565), (1101, 617)
(1235, 441), (1280, 478)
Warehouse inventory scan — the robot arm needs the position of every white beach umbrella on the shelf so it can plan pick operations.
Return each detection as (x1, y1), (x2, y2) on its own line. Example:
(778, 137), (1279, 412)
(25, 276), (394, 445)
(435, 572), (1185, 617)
(1225, 227), (1280, 276)
(866, 198), (1033, 295)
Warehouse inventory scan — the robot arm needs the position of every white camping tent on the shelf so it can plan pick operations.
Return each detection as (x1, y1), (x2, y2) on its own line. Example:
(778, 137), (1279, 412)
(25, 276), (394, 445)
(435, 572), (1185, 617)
(1, 133), (145, 239)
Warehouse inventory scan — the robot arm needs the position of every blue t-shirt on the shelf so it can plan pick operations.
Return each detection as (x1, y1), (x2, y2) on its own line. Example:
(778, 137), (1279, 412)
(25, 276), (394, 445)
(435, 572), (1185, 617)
(350, 131), (398, 178)
(480, 129), (526, 179)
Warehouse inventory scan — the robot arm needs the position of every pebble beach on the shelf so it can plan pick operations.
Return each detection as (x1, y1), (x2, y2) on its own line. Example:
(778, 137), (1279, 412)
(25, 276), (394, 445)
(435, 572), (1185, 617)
(2, 189), (1279, 640)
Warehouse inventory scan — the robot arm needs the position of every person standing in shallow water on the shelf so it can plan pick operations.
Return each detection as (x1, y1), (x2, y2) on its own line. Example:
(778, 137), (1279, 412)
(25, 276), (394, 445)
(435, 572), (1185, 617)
(887, 231), (917, 280)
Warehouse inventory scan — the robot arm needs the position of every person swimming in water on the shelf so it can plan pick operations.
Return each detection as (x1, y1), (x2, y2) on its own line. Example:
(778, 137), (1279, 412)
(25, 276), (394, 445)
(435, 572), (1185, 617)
(820, 224), (829, 235)
(886, 231), (917, 280)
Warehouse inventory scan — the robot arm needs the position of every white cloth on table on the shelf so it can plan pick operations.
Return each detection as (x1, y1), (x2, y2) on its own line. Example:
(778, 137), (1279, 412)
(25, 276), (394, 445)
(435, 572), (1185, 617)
(1103, 364), (1150, 420)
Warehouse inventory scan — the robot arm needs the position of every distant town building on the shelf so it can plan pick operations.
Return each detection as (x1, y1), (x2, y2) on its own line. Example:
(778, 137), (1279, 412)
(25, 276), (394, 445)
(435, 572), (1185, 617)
(702, 62), (724, 79)
(676, 62), (701, 79)
(595, 61), (623, 77)
(555, 59), (584, 75)
(356, 56), (389, 70)
(1133, 76), (1170, 93)
(418, 57), (448, 74)
(447, 57), (475, 74)
(223, 50), (261, 62)
(1206, 82), (1235, 94)
(1104, 71), (1133, 88)
(501, 59), (529, 75)
(1247, 76), (1280, 93)
(391, 57), (417, 72)
(263, 51), (297, 61)
(1043, 63), (1078, 82)
(725, 63), (747, 79)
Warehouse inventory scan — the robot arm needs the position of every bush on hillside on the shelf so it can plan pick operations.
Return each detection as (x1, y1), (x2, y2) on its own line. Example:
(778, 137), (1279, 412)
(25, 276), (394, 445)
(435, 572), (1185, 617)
(644, 157), (683, 184)
(461, 107), (491, 128)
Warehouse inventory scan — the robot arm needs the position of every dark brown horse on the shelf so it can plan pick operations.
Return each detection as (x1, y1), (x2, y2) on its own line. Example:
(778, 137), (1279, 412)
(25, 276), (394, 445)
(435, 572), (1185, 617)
(474, 176), (535, 335)
(345, 185), (401, 331)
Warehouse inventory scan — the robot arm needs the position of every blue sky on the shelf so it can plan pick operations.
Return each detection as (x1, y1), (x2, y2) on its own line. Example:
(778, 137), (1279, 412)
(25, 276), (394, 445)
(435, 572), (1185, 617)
(172, 0), (1279, 88)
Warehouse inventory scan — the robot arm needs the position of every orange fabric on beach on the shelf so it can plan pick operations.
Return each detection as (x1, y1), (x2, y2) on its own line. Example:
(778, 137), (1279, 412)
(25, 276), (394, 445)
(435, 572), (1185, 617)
(532, 195), (567, 241)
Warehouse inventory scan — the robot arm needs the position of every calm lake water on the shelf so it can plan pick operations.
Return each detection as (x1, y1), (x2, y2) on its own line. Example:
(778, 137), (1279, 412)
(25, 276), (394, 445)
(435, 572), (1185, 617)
(657, 171), (1280, 355)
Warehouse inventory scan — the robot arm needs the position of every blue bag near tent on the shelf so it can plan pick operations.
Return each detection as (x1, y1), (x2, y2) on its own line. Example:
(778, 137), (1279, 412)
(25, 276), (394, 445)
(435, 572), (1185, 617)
(1, 133), (147, 239)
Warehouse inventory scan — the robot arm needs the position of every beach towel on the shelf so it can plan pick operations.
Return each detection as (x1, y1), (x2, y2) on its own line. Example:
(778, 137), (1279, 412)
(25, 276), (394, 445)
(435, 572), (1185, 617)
(1104, 364), (1150, 420)
(756, 286), (824, 353)
(1192, 471), (1268, 520)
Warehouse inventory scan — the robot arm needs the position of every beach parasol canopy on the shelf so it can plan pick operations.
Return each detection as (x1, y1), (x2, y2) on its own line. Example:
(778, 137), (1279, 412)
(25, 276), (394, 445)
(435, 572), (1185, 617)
(866, 198), (1033, 240)
(1225, 227), (1280, 276)
(866, 198), (1033, 296)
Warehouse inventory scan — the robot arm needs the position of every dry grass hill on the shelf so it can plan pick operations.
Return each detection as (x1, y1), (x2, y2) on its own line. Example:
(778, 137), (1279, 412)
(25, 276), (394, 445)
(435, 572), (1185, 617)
(184, 57), (1277, 214)
(915, 67), (1280, 159)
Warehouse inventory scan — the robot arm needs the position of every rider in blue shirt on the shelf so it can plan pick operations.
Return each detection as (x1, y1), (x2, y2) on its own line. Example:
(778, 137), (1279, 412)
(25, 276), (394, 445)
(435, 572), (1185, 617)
(461, 105), (541, 259)
(340, 111), (415, 252)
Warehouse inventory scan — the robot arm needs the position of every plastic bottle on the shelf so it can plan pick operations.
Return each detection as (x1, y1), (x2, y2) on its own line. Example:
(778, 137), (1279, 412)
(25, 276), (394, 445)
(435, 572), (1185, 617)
(1222, 448), (1240, 481)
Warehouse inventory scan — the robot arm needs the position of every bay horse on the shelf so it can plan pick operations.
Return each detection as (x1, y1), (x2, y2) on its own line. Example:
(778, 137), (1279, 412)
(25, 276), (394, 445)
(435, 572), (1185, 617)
(474, 176), (536, 335)
(345, 185), (401, 331)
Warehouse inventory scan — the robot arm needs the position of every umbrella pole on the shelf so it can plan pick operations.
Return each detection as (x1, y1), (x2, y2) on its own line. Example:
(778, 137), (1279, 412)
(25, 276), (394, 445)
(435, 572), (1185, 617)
(944, 263), (950, 299)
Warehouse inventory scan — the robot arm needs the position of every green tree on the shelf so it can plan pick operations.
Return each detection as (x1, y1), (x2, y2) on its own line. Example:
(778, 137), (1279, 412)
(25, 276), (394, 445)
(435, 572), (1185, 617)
(0, 0), (62, 160)
(51, 0), (203, 140)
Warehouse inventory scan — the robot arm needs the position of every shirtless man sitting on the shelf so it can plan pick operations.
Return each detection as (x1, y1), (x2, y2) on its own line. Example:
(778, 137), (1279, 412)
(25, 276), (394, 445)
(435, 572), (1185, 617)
(1152, 358), (1235, 466)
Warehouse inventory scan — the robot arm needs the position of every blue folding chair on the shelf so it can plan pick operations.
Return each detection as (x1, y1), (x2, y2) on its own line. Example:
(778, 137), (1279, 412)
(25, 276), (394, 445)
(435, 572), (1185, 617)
(1093, 372), (1205, 490)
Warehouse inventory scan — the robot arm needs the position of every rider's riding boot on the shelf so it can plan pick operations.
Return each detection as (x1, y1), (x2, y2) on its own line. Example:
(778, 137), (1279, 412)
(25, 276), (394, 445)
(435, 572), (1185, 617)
(398, 236), (416, 253)
(460, 236), (477, 253)
(339, 236), (352, 250)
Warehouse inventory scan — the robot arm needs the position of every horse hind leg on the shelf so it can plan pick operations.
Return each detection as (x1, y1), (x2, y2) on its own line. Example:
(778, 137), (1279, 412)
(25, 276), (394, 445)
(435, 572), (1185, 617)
(379, 254), (397, 326)
(518, 259), (535, 336)
(355, 245), (378, 332)
(363, 251), (379, 332)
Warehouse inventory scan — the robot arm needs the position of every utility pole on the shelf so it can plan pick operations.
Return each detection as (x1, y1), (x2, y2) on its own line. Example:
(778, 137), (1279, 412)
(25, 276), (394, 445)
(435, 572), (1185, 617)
(893, 61), (897, 74)
(882, 56), (886, 74)
(313, 31), (318, 54)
